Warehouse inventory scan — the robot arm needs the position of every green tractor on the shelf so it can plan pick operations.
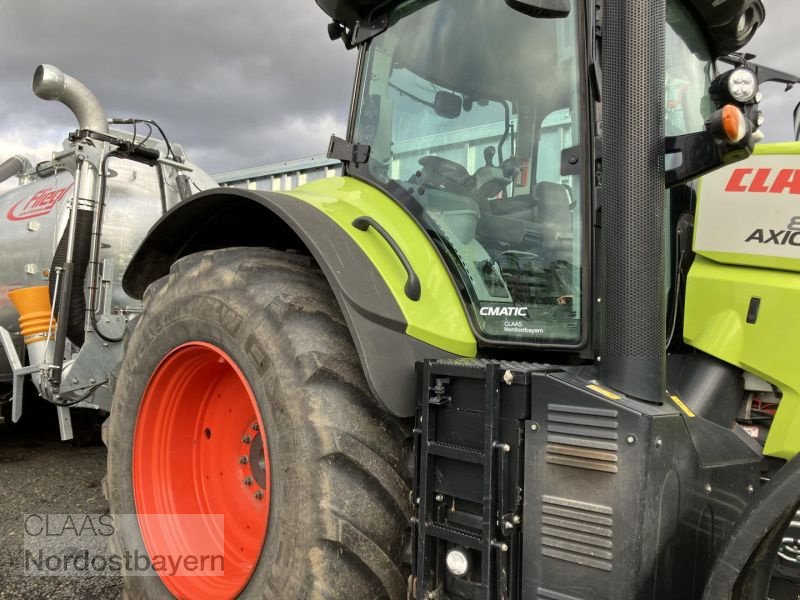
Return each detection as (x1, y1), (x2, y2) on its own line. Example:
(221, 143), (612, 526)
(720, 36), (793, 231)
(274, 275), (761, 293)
(102, 0), (800, 597)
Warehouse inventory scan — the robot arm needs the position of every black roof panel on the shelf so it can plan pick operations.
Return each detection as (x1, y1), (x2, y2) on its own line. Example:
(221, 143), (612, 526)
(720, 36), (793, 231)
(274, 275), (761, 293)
(315, 0), (765, 57)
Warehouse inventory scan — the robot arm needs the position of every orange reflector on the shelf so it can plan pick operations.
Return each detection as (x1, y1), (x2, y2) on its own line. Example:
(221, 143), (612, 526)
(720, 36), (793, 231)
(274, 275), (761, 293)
(721, 104), (746, 143)
(7, 286), (56, 343)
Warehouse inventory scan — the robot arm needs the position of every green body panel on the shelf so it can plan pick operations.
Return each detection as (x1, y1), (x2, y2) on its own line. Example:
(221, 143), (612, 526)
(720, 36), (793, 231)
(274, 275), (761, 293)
(752, 142), (800, 156)
(684, 255), (800, 459)
(283, 176), (477, 357)
(694, 251), (800, 274)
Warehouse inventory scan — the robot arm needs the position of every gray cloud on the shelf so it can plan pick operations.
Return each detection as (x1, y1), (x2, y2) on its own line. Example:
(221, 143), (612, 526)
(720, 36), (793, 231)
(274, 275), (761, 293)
(0, 0), (356, 173)
(741, 2), (800, 141)
(1, 1), (797, 177)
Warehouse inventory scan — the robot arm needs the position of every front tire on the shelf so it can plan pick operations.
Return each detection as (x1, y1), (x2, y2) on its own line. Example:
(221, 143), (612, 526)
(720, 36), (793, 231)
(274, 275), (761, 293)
(104, 247), (411, 599)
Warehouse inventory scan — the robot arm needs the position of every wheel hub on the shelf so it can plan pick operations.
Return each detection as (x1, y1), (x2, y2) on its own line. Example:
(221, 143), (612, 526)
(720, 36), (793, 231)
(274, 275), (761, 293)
(240, 421), (268, 491)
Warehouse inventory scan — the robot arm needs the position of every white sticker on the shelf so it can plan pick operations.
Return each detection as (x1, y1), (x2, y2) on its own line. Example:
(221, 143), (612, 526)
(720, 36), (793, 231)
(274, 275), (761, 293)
(696, 153), (800, 261)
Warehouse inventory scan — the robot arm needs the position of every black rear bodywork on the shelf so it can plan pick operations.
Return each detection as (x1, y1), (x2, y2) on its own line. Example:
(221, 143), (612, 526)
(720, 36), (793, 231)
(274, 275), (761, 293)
(413, 359), (762, 599)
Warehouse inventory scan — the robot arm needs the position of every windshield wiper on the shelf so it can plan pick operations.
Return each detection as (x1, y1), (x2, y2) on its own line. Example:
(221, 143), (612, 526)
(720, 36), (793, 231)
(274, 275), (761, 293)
(388, 81), (435, 109)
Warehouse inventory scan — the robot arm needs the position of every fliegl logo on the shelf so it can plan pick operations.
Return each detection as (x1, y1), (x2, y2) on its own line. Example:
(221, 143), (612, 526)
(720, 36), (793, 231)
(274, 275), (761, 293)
(479, 305), (529, 317)
(745, 216), (800, 246)
(6, 184), (72, 221)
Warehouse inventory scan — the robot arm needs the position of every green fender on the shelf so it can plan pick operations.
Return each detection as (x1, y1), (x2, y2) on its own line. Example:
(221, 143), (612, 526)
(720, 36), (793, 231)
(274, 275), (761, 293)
(284, 176), (475, 356)
(123, 176), (476, 417)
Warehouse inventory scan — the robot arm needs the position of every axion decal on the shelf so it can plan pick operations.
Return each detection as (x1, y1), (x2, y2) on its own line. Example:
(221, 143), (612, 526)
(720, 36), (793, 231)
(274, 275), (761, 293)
(6, 184), (72, 221)
(479, 305), (529, 317)
(745, 230), (800, 246)
(745, 216), (800, 246)
(725, 168), (800, 195)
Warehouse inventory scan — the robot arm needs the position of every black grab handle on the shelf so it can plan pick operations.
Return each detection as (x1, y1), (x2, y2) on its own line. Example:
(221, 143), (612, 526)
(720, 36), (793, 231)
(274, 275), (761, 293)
(352, 216), (421, 301)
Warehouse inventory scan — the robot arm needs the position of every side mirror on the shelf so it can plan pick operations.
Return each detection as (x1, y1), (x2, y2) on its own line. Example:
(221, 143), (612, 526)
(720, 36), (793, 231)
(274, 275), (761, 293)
(434, 91), (462, 120)
(505, 0), (570, 18)
(794, 101), (800, 141)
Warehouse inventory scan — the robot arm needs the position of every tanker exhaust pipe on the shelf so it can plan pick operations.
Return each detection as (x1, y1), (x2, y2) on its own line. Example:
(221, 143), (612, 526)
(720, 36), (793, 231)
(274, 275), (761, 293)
(598, 0), (667, 402)
(32, 64), (108, 134)
(0, 155), (31, 185)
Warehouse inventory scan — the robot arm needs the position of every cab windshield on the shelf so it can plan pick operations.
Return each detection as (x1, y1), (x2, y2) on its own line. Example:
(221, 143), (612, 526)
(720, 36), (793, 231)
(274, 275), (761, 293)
(353, 0), (585, 345)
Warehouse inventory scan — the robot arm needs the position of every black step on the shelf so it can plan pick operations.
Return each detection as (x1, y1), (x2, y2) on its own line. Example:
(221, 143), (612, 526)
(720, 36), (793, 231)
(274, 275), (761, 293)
(426, 523), (483, 550)
(427, 441), (485, 464)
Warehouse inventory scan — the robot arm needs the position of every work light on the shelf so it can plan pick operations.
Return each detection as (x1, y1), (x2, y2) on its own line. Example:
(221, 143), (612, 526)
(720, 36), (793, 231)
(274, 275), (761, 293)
(445, 547), (471, 577)
(727, 68), (758, 103)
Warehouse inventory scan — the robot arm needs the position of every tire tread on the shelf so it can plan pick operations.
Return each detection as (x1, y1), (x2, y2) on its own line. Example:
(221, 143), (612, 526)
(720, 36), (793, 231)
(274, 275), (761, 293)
(104, 247), (411, 599)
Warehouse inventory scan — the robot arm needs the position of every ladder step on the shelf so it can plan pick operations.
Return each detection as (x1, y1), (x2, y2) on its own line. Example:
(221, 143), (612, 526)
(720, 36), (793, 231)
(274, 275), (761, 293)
(426, 523), (482, 550)
(427, 441), (485, 464)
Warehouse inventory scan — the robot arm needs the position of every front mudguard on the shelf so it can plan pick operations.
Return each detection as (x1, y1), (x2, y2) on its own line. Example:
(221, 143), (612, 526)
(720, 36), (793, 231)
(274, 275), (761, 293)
(123, 183), (475, 417)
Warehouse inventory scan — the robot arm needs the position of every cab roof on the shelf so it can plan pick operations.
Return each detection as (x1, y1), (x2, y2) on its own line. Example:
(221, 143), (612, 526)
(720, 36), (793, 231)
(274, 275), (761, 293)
(315, 0), (765, 57)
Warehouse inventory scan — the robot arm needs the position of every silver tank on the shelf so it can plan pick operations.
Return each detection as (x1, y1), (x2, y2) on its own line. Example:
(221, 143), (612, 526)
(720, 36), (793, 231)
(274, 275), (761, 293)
(0, 144), (218, 382)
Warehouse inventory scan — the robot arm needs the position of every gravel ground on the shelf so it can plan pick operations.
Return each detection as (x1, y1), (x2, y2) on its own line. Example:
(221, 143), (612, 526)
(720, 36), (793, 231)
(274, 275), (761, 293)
(2, 408), (797, 600)
(0, 411), (122, 600)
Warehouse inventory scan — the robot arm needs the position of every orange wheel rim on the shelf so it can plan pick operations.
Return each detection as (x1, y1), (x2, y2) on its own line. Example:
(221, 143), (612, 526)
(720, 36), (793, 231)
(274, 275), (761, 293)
(132, 342), (269, 599)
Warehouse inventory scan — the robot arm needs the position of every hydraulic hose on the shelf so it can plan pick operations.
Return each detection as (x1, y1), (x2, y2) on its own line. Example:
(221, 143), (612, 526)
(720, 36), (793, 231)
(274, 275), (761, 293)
(49, 209), (93, 347)
(0, 156), (30, 185)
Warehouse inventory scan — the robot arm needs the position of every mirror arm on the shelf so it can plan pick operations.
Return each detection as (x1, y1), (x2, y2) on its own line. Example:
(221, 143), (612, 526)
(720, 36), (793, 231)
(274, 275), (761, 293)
(665, 131), (755, 188)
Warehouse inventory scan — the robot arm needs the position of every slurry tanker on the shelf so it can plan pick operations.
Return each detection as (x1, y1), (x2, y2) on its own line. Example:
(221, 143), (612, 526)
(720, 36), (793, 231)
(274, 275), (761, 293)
(0, 65), (217, 439)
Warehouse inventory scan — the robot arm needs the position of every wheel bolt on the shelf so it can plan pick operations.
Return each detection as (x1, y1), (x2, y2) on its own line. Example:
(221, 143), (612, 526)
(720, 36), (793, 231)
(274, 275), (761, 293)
(254, 490), (263, 500)
(243, 477), (253, 486)
(251, 423), (260, 432)
(242, 435), (252, 444)
(239, 456), (248, 464)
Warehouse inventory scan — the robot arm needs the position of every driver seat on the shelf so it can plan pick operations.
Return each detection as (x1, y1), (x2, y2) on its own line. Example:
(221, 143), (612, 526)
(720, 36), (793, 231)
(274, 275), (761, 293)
(533, 181), (572, 261)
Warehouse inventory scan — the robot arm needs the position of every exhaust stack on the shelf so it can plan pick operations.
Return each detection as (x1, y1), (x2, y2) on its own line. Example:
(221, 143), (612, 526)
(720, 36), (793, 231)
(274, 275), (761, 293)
(598, 0), (667, 402)
(32, 64), (108, 134)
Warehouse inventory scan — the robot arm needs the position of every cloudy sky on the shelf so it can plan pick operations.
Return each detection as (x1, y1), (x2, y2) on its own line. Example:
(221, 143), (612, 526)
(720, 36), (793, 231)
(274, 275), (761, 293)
(0, 0), (355, 178)
(1, 0), (798, 181)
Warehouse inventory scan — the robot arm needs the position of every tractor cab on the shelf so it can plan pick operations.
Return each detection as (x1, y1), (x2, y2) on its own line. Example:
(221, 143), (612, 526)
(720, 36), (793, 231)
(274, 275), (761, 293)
(324, 0), (761, 353)
(350, 0), (588, 347)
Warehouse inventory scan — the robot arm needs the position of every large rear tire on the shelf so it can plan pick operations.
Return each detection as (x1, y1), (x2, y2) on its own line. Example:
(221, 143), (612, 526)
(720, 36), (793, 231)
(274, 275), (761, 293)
(104, 247), (411, 599)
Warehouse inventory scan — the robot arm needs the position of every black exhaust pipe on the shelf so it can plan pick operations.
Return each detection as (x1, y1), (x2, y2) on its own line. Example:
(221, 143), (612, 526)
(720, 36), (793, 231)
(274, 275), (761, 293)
(599, 0), (667, 402)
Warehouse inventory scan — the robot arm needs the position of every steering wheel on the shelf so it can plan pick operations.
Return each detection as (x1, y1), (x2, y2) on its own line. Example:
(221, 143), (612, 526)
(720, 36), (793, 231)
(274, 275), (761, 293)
(418, 156), (476, 193)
